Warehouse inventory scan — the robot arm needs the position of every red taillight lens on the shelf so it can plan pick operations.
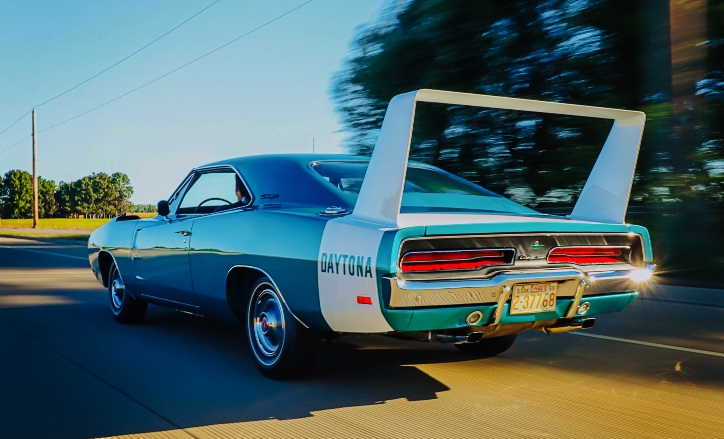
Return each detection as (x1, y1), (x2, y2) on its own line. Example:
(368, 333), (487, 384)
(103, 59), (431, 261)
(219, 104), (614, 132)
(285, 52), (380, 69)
(547, 247), (627, 264)
(400, 249), (513, 273)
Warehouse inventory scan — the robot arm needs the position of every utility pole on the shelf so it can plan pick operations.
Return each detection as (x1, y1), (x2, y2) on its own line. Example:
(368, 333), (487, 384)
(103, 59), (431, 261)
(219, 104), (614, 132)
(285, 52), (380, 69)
(32, 109), (38, 228)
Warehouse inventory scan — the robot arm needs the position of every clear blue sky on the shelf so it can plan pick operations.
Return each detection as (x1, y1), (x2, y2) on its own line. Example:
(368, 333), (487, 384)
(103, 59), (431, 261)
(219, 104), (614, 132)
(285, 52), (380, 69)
(0, 0), (385, 204)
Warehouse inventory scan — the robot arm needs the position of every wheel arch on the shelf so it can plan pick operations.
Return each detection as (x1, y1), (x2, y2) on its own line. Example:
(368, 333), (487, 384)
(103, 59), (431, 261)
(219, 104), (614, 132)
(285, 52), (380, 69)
(226, 265), (309, 328)
(98, 250), (115, 288)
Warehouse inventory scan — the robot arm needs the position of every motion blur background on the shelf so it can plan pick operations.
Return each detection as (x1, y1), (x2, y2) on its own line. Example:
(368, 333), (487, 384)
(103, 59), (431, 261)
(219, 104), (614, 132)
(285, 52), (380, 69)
(0, 0), (721, 285)
(331, 0), (724, 286)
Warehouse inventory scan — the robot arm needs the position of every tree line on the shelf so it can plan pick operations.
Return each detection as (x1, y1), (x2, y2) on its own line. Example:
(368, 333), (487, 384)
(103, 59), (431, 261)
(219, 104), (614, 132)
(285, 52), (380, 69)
(0, 169), (136, 219)
(333, 0), (723, 207)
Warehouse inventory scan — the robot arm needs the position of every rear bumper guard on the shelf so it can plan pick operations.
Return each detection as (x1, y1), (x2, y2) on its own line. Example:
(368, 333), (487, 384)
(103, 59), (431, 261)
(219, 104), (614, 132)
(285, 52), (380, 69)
(384, 266), (653, 317)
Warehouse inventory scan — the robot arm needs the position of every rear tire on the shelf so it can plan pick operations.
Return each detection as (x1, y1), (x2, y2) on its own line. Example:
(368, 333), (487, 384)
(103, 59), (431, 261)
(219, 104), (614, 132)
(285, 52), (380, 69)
(108, 262), (147, 324)
(455, 334), (517, 358)
(246, 277), (319, 380)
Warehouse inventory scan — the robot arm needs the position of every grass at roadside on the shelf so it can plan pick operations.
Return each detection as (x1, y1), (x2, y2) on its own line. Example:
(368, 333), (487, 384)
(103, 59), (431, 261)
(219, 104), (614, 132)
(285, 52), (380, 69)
(0, 231), (90, 241)
(0, 213), (155, 231)
(0, 218), (109, 230)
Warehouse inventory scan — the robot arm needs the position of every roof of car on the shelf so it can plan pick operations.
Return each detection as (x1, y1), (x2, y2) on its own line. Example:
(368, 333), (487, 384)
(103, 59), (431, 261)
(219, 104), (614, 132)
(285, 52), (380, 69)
(197, 153), (369, 170)
(194, 154), (369, 209)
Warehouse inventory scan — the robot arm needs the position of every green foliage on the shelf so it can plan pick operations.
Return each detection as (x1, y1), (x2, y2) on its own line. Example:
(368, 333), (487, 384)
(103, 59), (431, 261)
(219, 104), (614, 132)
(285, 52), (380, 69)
(332, 0), (723, 206)
(0, 170), (134, 219)
(131, 203), (157, 213)
(0, 170), (33, 218)
(38, 177), (57, 217)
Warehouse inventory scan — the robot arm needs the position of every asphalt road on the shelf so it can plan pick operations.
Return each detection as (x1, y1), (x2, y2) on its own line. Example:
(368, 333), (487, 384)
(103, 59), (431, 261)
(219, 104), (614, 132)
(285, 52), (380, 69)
(1, 236), (723, 439)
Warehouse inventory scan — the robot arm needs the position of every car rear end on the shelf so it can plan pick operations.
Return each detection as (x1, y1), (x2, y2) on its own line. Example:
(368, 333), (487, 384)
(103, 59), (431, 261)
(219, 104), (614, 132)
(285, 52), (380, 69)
(377, 217), (653, 338)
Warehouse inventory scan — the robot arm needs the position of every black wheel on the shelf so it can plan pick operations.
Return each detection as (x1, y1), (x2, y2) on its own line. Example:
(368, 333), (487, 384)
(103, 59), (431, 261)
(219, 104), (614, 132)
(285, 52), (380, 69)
(455, 334), (517, 358)
(108, 262), (147, 324)
(246, 277), (319, 380)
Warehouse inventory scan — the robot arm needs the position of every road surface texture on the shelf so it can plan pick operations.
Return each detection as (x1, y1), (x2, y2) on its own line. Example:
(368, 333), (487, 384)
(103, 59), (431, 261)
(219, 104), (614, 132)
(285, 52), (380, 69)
(1, 236), (723, 439)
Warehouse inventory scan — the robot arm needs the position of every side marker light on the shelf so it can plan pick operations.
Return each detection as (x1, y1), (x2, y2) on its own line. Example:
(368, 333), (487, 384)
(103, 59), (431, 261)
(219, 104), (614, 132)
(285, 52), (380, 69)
(357, 296), (373, 305)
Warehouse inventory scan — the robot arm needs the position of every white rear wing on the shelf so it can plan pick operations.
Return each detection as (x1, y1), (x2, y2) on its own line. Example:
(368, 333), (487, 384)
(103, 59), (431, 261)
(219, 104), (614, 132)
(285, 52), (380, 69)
(351, 89), (646, 227)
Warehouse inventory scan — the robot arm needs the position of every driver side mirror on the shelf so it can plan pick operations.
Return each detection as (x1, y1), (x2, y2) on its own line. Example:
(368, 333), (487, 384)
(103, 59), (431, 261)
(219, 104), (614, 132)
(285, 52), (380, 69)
(157, 200), (170, 216)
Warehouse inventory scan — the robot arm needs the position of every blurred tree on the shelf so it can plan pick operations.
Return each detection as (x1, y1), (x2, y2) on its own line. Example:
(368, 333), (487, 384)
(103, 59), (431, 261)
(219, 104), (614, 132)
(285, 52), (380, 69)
(74, 176), (96, 218)
(110, 172), (134, 215)
(0, 170), (33, 218)
(332, 0), (718, 206)
(38, 177), (57, 218)
(131, 204), (156, 213)
(0, 171), (135, 219)
(55, 181), (77, 217)
(695, 0), (724, 200)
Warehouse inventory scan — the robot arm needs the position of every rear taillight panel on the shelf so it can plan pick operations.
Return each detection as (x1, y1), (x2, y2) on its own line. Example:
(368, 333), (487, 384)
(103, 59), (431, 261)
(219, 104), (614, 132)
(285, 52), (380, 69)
(399, 249), (515, 273)
(547, 246), (630, 265)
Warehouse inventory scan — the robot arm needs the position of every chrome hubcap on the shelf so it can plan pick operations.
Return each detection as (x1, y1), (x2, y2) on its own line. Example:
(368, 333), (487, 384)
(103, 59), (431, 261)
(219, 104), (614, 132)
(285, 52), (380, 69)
(111, 275), (124, 310)
(252, 288), (285, 360)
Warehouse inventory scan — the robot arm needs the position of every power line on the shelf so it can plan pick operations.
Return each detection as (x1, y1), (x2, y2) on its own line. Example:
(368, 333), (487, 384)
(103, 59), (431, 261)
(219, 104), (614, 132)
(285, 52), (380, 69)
(38, 0), (314, 135)
(0, 0), (313, 156)
(35, 0), (221, 108)
(0, 135), (31, 156)
(0, 0), (221, 140)
(0, 110), (31, 138)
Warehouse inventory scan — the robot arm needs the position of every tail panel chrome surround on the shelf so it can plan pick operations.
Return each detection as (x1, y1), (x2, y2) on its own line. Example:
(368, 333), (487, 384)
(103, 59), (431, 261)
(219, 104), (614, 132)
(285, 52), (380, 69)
(385, 268), (642, 309)
(397, 233), (645, 282)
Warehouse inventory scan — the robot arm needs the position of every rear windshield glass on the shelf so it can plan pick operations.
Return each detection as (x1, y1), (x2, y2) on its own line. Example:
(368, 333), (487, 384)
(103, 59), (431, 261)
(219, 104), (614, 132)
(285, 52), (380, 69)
(311, 161), (538, 215)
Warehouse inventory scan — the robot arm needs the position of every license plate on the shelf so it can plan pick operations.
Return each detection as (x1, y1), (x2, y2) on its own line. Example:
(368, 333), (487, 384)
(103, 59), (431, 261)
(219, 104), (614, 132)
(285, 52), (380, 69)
(510, 283), (557, 315)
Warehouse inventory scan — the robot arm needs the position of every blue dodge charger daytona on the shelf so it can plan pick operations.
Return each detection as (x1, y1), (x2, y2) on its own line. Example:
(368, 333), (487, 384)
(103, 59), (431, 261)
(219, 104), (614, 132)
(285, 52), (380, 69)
(88, 90), (654, 379)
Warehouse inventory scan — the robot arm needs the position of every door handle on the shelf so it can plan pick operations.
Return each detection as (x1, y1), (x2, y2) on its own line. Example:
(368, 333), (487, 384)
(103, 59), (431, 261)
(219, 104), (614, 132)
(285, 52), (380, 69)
(175, 231), (192, 236)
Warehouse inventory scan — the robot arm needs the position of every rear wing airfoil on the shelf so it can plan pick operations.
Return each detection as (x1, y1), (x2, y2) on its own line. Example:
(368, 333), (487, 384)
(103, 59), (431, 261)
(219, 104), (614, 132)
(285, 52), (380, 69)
(350, 89), (645, 227)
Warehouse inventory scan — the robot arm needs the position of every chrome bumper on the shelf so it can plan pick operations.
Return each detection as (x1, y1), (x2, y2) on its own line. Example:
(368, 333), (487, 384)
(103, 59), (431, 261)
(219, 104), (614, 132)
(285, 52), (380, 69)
(385, 266), (652, 310)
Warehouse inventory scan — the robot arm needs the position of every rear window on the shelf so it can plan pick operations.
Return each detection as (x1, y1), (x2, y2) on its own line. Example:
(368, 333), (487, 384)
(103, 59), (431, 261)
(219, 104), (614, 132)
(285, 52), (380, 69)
(311, 161), (538, 215)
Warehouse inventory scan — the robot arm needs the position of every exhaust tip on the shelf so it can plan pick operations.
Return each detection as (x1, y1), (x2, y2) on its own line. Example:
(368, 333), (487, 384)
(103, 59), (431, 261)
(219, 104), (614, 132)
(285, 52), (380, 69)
(467, 332), (483, 343)
(581, 318), (595, 329)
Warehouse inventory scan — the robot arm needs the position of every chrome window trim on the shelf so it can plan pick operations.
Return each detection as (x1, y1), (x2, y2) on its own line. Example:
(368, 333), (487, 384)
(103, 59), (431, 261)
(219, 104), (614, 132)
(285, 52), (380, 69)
(175, 165), (255, 216)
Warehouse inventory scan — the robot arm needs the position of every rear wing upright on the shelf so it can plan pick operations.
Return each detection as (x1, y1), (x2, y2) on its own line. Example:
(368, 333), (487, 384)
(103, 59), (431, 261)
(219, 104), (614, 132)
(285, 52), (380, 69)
(350, 89), (646, 227)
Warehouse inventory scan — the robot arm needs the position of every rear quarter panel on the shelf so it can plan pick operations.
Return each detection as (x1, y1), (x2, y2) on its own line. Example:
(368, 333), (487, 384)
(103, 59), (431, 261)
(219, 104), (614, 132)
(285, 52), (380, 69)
(190, 209), (330, 329)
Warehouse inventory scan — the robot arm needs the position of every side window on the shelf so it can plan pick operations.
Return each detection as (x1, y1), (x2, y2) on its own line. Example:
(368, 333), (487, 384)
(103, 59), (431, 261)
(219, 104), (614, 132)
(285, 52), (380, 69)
(178, 171), (248, 214)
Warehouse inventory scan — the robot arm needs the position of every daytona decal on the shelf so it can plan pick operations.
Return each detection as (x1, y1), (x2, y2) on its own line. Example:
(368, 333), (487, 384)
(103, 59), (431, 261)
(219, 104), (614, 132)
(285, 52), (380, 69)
(317, 217), (393, 333)
(319, 253), (373, 278)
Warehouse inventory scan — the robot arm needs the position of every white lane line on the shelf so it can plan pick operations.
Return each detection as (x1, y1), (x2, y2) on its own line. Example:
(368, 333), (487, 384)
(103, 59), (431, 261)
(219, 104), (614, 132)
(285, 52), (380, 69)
(0, 245), (87, 261)
(570, 332), (724, 358)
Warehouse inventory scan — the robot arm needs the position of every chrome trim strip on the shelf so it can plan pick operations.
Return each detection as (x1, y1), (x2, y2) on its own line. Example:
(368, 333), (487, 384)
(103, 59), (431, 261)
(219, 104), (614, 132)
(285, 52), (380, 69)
(395, 269), (583, 291)
(226, 265), (309, 329)
(179, 165), (255, 214)
(139, 294), (201, 309)
(401, 232), (641, 242)
(588, 270), (633, 281)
